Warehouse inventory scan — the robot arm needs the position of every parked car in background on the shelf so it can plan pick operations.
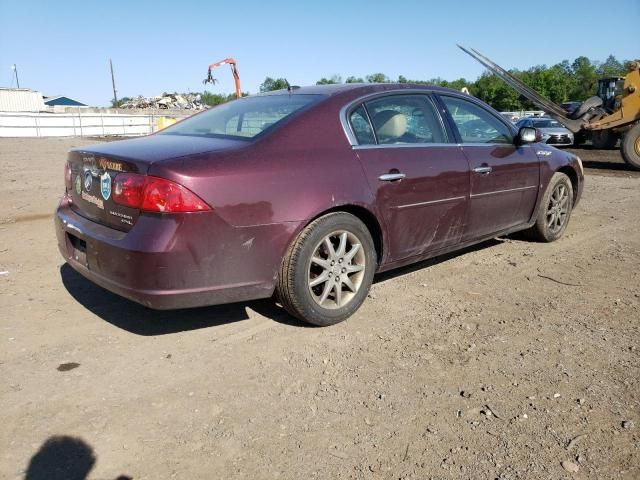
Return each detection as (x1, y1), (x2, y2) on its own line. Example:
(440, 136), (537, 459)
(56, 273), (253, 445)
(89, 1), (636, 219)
(516, 116), (574, 146)
(501, 113), (518, 123)
(56, 84), (583, 326)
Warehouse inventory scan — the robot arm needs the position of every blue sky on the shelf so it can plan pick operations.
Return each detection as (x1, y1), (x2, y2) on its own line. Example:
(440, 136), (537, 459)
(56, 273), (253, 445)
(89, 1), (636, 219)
(1, 0), (638, 106)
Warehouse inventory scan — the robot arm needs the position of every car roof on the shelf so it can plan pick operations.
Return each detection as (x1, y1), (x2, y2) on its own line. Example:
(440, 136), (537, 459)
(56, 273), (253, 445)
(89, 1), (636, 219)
(255, 83), (461, 97)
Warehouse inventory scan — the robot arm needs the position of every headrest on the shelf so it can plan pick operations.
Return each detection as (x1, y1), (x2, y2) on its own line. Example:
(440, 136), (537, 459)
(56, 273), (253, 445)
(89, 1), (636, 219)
(373, 110), (407, 140)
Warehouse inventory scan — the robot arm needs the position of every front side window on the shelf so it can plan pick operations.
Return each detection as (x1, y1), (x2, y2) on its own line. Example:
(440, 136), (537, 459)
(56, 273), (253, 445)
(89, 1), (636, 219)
(363, 95), (446, 145)
(441, 96), (513, 144)
(160, 94), (323, 140)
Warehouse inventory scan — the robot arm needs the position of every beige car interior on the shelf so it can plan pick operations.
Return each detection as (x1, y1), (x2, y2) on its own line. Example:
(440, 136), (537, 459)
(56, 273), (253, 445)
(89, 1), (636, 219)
(373, 110), (408, 143)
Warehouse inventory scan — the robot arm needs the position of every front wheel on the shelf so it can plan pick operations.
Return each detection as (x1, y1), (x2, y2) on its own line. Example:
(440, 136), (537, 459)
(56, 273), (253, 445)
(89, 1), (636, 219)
(621, 122), (640, 170)
(276, 212), (376, 326)
(525, 172), (574, 242)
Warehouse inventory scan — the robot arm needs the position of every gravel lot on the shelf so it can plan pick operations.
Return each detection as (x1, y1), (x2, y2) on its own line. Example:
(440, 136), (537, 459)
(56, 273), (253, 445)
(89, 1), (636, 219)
(1, 138), (638, 479)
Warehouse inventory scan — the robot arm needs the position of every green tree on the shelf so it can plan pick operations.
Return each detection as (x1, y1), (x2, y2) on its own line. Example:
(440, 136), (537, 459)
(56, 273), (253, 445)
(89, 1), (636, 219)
(111, 96), (132, 108)
(366, 73), (390, 83)
(345, 76), (364, 83)
(200, 91), (238, 106)
(571, 56), (599, 101)
(445, 78), (471, 91)
(260, 77), (290, 92)
(316, 75), (342, 85)
(598, 55), (625, 77)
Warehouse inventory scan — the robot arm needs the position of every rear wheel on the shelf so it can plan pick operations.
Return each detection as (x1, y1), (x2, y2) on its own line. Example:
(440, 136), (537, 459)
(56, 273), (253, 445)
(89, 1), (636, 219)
(526, 172), (573, 242)
(276, 212), (376, 326)
(620, 122), (640, 170)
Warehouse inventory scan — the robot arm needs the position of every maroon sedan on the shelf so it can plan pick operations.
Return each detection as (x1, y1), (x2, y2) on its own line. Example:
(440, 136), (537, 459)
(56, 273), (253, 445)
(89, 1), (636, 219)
(55, 84), (584, 325)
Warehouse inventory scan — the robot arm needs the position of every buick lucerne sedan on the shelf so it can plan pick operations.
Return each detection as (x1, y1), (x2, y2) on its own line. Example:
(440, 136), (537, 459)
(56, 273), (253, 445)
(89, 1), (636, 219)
(55, 84), (584, 326)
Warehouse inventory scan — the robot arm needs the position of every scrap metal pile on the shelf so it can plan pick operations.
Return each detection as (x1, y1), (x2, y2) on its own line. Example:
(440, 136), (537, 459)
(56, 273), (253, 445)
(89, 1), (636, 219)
(119, 92), (205, 110)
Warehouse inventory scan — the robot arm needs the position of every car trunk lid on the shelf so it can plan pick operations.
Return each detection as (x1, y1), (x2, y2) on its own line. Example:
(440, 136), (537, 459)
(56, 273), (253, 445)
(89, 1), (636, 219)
(67, 135), (245, 231)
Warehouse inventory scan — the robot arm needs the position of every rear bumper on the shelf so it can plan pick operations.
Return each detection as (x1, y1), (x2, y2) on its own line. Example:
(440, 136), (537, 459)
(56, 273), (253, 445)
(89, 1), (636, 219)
(55, 195), (299, 309)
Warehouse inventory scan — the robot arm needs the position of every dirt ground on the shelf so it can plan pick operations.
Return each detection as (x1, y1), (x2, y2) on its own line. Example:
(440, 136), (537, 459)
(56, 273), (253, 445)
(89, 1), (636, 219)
(1, 138), (638, 480)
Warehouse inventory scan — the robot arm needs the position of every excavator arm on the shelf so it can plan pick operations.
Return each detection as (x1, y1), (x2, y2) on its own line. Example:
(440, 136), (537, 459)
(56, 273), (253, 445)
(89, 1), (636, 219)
(203, 58), (241, 99)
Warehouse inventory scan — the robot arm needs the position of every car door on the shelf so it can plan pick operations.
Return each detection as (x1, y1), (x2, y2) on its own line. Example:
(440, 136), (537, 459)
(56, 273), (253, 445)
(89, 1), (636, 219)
(347, 93), (470, 262)
(438, 95), (540, 241)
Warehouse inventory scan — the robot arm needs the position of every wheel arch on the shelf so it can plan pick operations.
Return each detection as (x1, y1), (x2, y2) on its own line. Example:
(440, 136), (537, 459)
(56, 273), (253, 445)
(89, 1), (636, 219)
(557, 165), (579, 205)
(304, 204), (384, 265)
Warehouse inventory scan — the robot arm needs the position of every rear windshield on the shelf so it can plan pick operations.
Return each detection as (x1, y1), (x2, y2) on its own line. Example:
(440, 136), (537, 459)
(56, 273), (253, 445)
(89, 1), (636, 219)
(160, 94), (323, 140)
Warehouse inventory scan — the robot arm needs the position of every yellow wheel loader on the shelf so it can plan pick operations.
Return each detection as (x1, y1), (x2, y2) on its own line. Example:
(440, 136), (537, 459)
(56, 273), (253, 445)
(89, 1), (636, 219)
(459, 46), (640, 170)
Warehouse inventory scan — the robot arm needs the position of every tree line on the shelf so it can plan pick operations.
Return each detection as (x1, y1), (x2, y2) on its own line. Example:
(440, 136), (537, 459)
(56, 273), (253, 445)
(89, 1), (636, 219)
(113, 54), (632, 111)
(261, 54), (633, 112)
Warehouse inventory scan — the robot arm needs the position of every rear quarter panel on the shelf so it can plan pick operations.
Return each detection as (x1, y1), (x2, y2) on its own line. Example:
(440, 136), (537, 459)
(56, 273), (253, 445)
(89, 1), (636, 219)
(147, 95), (383, 269)
(148, 96), (375, 227)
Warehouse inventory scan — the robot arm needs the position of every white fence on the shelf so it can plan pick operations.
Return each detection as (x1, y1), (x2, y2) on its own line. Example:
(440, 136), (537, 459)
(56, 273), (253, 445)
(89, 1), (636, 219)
(0, 111), (191, 138)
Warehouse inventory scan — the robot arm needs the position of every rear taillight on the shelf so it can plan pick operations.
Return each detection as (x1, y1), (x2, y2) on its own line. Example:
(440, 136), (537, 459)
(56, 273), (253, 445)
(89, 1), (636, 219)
(112, 173), (211, 213)
(64, 161), (72, 192)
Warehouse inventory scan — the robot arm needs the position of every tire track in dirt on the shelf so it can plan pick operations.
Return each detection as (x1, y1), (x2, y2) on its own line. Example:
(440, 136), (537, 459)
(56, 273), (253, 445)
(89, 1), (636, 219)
(0, 213), (53, 225)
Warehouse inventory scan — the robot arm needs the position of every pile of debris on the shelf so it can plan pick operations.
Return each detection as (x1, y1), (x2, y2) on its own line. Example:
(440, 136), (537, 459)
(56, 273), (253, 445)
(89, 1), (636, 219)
(120, 92), (205, 110)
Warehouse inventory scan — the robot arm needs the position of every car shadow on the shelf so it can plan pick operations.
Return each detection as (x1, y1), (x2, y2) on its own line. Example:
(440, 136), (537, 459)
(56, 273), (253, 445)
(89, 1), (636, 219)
(373, 238), (504, 284)
(61, 238), (514, 336)
(60, 264), (309, 336)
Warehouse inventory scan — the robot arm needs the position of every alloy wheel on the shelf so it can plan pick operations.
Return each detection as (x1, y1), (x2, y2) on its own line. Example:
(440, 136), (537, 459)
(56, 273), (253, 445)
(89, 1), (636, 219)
(308, 230), (366, 309)
(546, 183), (569, 233)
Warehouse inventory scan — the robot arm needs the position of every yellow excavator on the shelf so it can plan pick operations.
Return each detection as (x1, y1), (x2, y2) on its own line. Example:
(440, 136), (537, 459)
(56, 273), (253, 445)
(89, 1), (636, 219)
(459, 46), (640, 170)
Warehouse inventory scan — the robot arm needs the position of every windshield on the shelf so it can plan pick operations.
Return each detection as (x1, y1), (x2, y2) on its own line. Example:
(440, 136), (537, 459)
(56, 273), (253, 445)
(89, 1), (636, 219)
(532, 119), (563, 128)
(160, 94), (324, 140)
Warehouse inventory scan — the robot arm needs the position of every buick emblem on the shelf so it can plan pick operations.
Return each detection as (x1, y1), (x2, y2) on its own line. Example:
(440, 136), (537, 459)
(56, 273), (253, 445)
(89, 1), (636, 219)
(84, 171), (93, 191)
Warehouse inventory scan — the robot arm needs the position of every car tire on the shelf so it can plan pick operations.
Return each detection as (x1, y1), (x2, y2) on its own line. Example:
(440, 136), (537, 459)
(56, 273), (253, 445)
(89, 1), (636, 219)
(526, 172), (574, 242)
(591, 129), (618, 150)
(276, 212), (376, 326)
(620, 122), (640, 170)
(573, 132), (587, 146)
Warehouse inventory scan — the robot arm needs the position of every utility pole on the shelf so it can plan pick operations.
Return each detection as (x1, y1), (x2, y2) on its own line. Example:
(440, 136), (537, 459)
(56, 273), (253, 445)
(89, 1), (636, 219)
(109, 58), (118, 107)
(11, 64), (20, 88)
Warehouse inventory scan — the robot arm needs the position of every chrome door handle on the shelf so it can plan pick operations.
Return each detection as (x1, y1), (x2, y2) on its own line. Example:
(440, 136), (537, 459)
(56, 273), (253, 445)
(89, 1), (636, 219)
(379, 173), (406, 181)
(472, 166), (492, 174)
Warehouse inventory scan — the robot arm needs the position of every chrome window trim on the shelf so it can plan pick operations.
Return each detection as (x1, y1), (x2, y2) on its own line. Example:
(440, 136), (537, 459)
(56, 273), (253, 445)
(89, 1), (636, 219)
(353, 142), (458, 151)
(461, 142), (518, 147)
(339, 89), (450, 147)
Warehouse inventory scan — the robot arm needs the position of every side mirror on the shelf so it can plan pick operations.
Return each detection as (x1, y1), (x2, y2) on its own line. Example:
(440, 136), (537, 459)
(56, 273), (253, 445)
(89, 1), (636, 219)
(517, 126), (541, 144)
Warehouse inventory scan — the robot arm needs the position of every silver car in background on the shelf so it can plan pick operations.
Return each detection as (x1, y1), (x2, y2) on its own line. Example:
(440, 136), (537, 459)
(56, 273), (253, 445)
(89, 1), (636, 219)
(515, 116), (574, 146)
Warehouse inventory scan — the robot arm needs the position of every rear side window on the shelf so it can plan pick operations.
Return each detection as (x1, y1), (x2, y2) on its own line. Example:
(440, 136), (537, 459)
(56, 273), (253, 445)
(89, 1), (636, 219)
(349, 105), (375, 145)
(160, 94), (323, 140)
(440, 96), (512, 144)
(364, 95), (446, 145)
